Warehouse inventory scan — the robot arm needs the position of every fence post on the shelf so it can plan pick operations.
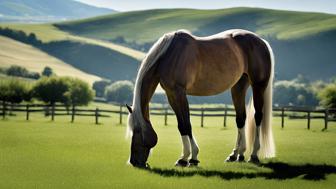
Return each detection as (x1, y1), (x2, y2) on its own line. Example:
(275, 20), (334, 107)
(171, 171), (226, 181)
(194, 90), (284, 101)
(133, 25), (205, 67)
(95, 107), (99, 125)
(324, 109), (329, 130)
(223, 105), (227, 127)
(26, 104), (29, 121)
(51, 104), (55, 121)
(71, 105), (75, 123)
(119, 105), (123, 124)
(164, 108), (168, 126)
(281, 107), (285, 128)
(2, 100), (6, 119)
(307, 111), (311, 130)
(201, 108), (204, 127)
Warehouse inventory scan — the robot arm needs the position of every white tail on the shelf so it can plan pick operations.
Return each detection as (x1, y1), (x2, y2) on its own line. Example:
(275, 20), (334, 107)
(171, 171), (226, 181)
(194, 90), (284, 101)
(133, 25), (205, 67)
(245, 39), (275, 158)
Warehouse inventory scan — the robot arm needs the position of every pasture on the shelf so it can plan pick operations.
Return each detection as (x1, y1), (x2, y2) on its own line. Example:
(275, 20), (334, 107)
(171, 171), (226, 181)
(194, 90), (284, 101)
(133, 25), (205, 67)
(0, 105), (335, 189)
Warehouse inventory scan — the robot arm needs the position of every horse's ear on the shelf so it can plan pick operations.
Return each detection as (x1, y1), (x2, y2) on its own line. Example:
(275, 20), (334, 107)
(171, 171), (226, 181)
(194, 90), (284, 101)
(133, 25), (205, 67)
(126, 104), (133, 113)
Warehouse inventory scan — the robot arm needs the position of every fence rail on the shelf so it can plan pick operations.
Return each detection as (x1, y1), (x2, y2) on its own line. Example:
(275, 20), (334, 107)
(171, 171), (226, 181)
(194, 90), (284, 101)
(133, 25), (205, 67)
(1, 101), (335, 130)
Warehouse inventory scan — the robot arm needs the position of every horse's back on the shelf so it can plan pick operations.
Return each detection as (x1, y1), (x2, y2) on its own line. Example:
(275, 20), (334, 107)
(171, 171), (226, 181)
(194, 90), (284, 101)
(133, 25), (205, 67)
(158, 29), (270, 96)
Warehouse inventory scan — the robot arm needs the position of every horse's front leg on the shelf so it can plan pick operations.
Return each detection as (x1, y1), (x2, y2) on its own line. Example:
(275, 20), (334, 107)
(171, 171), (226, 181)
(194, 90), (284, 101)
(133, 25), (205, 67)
(166, 86), (200, 167)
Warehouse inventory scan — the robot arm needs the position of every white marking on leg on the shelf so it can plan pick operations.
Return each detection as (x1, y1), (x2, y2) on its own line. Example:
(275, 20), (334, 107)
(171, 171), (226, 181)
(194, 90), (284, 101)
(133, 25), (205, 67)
(180, 135), (191, 160)
(189, 136), (199, 160)
(251, 126), (261, 157)
(230, 128), (245, 158)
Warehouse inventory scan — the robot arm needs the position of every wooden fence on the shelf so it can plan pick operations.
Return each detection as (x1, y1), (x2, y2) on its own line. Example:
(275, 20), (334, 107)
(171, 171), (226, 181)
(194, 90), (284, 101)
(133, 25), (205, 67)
(0, 101), (335, 130)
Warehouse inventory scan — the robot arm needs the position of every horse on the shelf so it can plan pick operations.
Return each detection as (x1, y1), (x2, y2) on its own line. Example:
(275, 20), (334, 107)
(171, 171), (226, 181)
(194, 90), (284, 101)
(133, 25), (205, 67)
(126, 29), (275, 168)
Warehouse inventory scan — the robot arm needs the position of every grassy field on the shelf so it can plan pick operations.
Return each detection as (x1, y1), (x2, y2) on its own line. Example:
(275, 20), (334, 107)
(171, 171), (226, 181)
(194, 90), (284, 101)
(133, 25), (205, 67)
(0, 103), (335, 189)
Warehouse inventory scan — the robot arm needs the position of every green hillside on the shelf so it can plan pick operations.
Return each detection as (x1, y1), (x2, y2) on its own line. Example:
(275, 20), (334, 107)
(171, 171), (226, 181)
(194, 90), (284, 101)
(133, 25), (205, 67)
(0, 24), (144, 81)
(56, 7), (336, 42)
(2, 8), (336, 81)
(55, 8), (336, 81)
(0, 36), (100, 85)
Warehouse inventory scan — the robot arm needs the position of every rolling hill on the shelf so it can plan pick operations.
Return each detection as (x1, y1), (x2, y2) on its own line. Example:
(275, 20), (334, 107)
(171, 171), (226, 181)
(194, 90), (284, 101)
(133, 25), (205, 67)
(0, 35), (100, 85)
(0, 0), (115, 23)
(1, 7), (335, 83)
(55, 8), (336, 81)
(0, 24), (144, 82)
(56, 8), (336, 42)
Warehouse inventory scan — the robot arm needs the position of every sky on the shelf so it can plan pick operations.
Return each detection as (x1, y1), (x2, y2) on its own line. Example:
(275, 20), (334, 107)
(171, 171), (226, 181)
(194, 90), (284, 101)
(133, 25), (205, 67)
(76, 0), (336, 14)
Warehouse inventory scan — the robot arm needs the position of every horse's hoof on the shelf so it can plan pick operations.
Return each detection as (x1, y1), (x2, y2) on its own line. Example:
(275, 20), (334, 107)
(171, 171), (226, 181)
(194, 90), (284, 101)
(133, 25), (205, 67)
(248, 155), (260, 164)
(225, 155), (237, 162)
(188, 159), (200, 167)
(175, 159), (189, 167)
(237, 155), (245, 162)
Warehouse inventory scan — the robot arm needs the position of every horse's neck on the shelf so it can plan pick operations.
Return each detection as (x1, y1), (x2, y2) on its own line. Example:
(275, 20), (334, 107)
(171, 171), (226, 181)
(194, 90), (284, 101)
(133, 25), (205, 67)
(134, 68), (159, 122)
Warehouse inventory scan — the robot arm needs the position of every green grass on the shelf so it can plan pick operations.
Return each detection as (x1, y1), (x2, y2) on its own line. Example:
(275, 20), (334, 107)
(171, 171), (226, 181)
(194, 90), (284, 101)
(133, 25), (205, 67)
(56, 7), (336, 43)
(0, 104), (335, 188)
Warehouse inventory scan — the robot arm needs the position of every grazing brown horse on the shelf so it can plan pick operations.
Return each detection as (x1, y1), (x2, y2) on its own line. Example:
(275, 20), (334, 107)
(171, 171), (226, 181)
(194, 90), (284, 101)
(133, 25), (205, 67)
(126, 29), (275, 168)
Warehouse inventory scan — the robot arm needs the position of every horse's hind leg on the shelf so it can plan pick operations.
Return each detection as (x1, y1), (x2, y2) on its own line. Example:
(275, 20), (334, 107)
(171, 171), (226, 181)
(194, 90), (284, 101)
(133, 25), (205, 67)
(248, 83), (267, 163)
(165, 85), (200, 167)
(226, 74), (249, 162)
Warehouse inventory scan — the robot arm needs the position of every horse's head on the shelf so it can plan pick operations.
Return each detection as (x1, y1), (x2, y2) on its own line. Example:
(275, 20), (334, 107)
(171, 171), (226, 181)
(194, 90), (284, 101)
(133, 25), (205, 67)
(126, 105), (158, 168)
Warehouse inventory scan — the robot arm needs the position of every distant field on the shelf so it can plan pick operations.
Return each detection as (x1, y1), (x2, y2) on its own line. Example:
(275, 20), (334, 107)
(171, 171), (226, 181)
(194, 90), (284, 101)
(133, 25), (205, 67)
(0, 36), (100, 85)
(0, 102), (335, 188)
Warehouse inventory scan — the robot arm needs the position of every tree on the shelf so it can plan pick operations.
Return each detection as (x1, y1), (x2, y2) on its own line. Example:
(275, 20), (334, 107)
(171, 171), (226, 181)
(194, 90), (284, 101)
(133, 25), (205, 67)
(6, 65), (29, 77)
(33, 76), (70, 105)
(0, 79), (32, 103)
(4, 65), (40, 79)
(318, 83), (336, 109)
(273, 80), (318, 106)
(42, 66), (53, 77)
(93, 79), (111, 97)
(105, 80), (134, 103)
(65, 78), (94, 106)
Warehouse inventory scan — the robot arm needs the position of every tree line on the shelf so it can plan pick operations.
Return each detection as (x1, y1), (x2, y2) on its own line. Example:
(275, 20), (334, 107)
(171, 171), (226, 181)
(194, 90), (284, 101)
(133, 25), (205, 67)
(0, 76), (94, 107)
(93, 74), (336, 109)
(0, 65), (54, 80)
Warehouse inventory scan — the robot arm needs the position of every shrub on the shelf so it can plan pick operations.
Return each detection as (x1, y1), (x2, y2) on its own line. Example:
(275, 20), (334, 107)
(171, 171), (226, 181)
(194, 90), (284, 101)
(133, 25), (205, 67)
(93, 79), (111, 97)
(65, 78), (94, 106)
(105, 80), (134, 103)
(42, 66), (53, 77)
(318, 83), (336, 109)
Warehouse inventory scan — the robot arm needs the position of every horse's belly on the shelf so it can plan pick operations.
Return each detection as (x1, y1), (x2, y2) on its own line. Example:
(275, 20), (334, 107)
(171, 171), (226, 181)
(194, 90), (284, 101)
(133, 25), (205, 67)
(186, 82), (231, 96)
(186, 69), (242, 96)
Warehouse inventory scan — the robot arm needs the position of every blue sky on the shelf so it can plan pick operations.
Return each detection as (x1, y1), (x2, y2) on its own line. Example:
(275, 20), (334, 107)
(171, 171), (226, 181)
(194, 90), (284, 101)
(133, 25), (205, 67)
(76, 0), (336, 14)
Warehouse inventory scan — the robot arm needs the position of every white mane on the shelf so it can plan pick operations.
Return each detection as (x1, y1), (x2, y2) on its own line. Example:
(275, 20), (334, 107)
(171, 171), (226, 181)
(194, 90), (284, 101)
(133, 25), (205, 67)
(127, 31), (176, 136)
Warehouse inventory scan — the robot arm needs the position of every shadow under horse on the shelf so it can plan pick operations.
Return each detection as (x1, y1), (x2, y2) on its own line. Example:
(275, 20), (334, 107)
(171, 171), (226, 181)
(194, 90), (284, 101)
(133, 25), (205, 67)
(146, 162), (336, 181)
